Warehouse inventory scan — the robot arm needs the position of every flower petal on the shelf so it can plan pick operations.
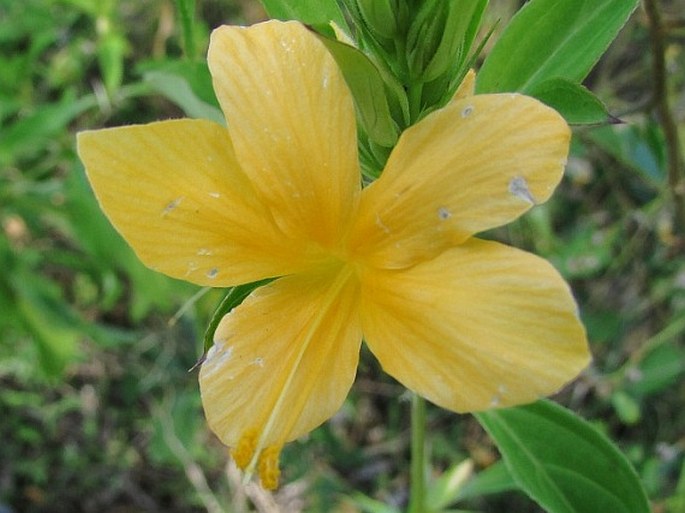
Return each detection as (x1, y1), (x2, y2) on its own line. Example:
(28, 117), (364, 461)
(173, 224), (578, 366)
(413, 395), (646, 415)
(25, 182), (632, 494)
(360, 238), (590, 412)
(208, 21), (360, 250)
(199, 266), (361, 485)
(78, 119), (323, 286)
(349, 94), (570, 268)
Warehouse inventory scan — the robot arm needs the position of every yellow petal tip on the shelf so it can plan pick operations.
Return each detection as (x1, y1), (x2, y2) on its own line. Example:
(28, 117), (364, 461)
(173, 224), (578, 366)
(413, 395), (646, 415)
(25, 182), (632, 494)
(231, 429), (258, 470)
(258, 445), (282, 490)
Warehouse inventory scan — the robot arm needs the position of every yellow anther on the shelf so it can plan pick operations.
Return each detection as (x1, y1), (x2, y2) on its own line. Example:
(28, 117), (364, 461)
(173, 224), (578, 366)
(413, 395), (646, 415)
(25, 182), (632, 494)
(231, 430), (258, 470)
(258, 445), (282, 490)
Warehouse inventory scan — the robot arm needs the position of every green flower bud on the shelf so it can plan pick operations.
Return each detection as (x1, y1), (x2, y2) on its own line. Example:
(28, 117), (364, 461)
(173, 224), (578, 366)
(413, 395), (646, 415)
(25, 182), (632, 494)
(406, 0), (485, 84)
(405, 1), (447, 80)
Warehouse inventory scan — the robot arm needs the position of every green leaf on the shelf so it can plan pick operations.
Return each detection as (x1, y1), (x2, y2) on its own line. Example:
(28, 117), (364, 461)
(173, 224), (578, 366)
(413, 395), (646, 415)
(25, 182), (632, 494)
(259, 0), (347, 31)
(476, 400), (650, 513)
(0, 93), (96, 166)
(588, 122), (666, 188)
(13, 274), (82, 377)
(175, 0), (197, 59)
(97, 31), (127, 96)
(477, 0), (639, 93)
(203, 279), (273, 353)
(623, 322), (685, 396)
(427, 458), (517, 510)
(528, 78), (612, 125)
(422, 0), (488, 83)
(426, 459), (474, 510)
(144, 70), (224, 124)
(350, 492), (400, 513)
(316, 35), (399, 147)
(453, 460), (518, 503)
(610, 390), (641, 425)
(138, 59), (220, 108)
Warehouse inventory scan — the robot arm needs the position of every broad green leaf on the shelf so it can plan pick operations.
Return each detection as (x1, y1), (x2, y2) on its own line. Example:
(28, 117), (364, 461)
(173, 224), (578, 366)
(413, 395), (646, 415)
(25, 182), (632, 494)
(477, 0), (639, 93)
(316, 35), (399, 147)
(476, 400), (650, 513)
(528, 78), (612, 125)
(259, 0), (347, 31)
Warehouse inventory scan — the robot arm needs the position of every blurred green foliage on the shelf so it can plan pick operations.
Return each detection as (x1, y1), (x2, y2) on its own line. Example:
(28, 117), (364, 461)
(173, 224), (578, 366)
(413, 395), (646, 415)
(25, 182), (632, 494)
(0, 0), (683, 512)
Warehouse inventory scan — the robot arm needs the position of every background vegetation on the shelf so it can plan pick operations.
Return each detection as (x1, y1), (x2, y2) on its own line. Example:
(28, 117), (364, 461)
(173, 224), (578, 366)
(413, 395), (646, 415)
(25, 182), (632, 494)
(1, 0), (683, 511)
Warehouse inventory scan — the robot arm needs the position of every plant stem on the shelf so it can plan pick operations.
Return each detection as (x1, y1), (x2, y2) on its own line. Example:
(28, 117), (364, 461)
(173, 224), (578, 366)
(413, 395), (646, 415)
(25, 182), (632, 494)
(407, 393), (427, 513)
(644, 0), (685, 240)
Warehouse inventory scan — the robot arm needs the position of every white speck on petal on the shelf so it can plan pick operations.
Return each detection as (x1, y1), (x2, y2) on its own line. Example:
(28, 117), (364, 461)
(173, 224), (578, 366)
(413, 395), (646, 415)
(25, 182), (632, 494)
(461, 105), (474, 118)
(202, 344), (233, 376)
(252, 357), (264, 367)
(208, 192), (221, 199)
(185, 261), (199, 276)
(375, 213), (391, 234)
(438, 207), (452, 220)
(206, 268), (219, 279)
(162, 196), (184, 217)
(490, 384), (508, 407)
(508, 176), (537, 204)
(205, 343), (220, 361)
(197, 248), (213, 256)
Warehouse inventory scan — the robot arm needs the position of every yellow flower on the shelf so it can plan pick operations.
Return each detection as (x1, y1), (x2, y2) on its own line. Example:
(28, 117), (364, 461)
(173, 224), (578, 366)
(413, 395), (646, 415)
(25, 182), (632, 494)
(77, 20), (590, 489)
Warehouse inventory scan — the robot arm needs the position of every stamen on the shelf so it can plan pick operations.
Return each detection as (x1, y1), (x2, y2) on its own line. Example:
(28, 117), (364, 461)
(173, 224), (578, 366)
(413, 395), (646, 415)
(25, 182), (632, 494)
(258, 445), (282, 490)
(231, 430), (258, 470)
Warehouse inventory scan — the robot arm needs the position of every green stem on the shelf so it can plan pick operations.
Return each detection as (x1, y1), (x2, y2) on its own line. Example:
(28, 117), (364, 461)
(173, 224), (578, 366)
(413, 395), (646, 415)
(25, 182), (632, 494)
(644, 0), (685, 238)
(175, 0), (197, 60)
(407, 393), (427, 513)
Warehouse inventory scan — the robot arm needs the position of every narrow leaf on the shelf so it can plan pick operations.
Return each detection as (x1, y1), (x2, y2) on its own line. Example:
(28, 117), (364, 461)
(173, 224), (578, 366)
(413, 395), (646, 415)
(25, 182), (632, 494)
(175, 0), (197, 59)
(316, 35), (399, 147)
(453, 460), (518, 503)
(476, 400), (650, 513)
(144, 71), (225, 125)
(203, 279), (273, 352)
(477, 0), (639, 93)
